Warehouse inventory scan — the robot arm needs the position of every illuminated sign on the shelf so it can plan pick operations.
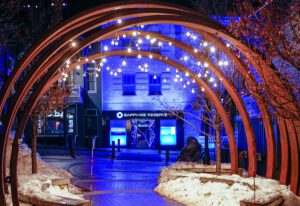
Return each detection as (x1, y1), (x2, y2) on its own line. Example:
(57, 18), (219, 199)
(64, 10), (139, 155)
(113, 111), (178, 119)
(160, 126), (177, 146)
(47, 111), (63, 118)
(116, 112), (124, 118)
(110, 127), (127, 146)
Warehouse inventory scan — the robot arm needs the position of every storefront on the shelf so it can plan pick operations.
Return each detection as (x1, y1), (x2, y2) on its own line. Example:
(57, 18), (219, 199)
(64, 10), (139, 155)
(37, 106), (77, 145)
(102, 111), (184, 149)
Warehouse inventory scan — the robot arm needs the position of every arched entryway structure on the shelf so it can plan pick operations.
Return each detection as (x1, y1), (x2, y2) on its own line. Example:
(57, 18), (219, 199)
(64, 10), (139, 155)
(0, 2), (299, 205)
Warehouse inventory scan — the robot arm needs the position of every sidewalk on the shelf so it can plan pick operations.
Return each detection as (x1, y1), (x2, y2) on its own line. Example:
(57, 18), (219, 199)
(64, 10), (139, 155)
(39, 147), (182, 205)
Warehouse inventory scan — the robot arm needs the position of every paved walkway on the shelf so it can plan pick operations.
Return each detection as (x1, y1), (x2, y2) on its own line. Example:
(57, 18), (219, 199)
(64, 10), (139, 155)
(40, 148), (182, 206)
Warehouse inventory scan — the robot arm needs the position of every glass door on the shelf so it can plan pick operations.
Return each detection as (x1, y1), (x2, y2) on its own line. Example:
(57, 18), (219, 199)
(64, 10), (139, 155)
(130, 119), (156, 148)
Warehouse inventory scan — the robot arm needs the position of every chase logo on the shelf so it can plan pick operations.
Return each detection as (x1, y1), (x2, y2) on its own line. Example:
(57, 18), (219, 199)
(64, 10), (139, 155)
(116, 112), (123, 119)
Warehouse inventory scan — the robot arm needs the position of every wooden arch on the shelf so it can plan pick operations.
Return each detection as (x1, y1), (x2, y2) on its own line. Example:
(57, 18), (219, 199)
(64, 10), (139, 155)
(0, 2), (299, 205)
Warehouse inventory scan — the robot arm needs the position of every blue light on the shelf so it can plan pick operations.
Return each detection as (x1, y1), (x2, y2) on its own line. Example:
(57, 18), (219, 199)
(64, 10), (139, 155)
(110, 127), (127, 146)
(160, 126), (177, 145)
(110, 135), (127, 146)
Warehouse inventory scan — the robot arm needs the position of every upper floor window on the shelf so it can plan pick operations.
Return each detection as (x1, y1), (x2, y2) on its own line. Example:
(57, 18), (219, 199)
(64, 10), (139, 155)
(86, 67), (97, 93)
(122, 74), (136, 95)
(149, 74), (162, 95)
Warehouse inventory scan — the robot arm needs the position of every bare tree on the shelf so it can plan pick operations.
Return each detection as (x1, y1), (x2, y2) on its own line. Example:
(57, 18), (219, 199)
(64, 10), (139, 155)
(30, 82), (70, 174)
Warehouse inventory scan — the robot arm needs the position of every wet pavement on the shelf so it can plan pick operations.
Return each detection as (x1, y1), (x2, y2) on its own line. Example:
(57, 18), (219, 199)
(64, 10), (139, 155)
(39, 147), (182, 206)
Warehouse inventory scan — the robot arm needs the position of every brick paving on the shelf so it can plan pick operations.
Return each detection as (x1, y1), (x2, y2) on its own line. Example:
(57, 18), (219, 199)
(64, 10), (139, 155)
(40, 148), (182, 206)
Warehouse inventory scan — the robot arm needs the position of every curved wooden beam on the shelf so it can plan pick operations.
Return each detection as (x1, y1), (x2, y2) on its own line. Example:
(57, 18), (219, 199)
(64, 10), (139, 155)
(277, 118), (289, 185)
(197, 30), (275, 178)
(285, 119), (299, 194)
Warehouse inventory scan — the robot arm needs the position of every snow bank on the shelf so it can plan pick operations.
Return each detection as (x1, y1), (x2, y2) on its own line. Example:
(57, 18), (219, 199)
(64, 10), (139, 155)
(5, 133), (83, 205)
(155, 163), (300, 206)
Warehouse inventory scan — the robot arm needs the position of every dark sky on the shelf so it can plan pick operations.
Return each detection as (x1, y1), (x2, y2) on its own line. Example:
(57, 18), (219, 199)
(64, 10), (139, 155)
(64, 0), (195, 18)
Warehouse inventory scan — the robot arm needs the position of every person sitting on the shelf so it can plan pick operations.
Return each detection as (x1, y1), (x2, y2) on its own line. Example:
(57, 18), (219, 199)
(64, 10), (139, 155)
(177, 136), (202, 162)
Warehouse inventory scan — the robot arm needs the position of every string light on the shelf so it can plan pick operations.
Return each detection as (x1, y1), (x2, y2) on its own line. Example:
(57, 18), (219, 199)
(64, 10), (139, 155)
(201, 87), (205, 92)
(127, 47), (132, 53)
(204, 62), (209, 67)
(149, 54), (153, 59)
(117, 68), (122, 73)
(158, 42), (163, 46)
(104, 45), (109, 51)
(163, 78), (167, 83)
(122, 60), (127, 66)
(76, 65), (80, 70)
(166, 67), (170, 72)
(185, 72), (189, 76)
(132, 31), (137, 36)
(186, 32), (191, 36)
(71, 41), (76, 47)
(117, 19), (122, 24)
(226, 43), (230, 47)
(168, 42), (172, 46)
(197, 73), (201, 78)
(214, 83), (217, 87)
(183, 56), (188, 61)
(210, 46), (216, 53)
(138, 39), (143, 44)
(66, 60), (70, 64)
(203, 41), (208, 47)
(106, 66), (110, 70)
(138, 54), (142, 59)
(191, 88), (195, 93)
(224, 61), (229, 66)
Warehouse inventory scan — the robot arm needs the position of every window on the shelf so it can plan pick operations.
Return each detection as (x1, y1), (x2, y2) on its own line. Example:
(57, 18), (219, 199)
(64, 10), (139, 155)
(122, 74), (136, 95)
(87, 68), (97, 93)
(149, 74), (162, 95)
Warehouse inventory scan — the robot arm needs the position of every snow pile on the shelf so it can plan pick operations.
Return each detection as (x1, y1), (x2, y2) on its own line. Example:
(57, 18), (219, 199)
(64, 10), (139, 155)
(155, 163), (300, 206)
(6, 135), (71, 178)
(18, 174), (83, 201)
(5, 133), (84, 205)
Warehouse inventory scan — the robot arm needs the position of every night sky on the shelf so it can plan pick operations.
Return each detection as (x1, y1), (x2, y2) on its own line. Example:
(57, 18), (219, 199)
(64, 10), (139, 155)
(63, 0), (196, 17)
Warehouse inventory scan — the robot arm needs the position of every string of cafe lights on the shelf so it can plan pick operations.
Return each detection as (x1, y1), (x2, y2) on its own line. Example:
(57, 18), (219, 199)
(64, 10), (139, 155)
(62, 19), (234, 94)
